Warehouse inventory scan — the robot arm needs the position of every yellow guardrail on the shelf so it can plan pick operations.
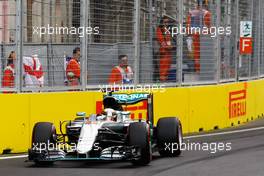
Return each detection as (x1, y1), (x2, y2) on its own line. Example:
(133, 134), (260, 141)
(0, 80), (264, 153)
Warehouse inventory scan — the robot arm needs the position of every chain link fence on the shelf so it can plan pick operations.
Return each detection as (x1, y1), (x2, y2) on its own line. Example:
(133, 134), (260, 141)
(0, 0), (263, 92)
(219, 0), (236, 82)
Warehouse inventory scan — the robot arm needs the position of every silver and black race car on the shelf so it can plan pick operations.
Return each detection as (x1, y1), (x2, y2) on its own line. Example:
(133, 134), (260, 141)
(28, 92), (183, 166)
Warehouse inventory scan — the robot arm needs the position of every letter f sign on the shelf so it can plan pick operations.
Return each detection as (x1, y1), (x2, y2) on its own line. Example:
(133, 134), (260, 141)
(240, 37), (252, 54)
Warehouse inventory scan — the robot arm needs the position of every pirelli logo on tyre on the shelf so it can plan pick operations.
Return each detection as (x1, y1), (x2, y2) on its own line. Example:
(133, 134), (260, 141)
(229, 83), (247, 119)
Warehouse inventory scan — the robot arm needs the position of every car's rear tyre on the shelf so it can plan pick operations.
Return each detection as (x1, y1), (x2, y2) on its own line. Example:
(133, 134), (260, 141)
(31, 122), (57, 165)
(128, 122), (152, 165)
(157, 117), (182, 157)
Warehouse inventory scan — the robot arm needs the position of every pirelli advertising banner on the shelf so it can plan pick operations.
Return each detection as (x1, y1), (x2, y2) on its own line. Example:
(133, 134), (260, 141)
(229, 83), (247, 119)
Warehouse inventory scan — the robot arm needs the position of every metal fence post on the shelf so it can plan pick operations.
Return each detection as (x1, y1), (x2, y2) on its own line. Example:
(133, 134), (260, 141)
(149, 0), (154, 83)
(257, 0), (261, 78)
(0, 44), (3, 87)
(259, 0), (264, 77)
(216, 0), (221, 83)
(177, 0), (183, 86)
(80, 0), (88, 90)
(15, 0), (23, 92)
(249, 0), (253, 79)
(234, 0), (239, 81)
(47, 43), (52, 87)
(87, 0), (91, 45)
(133, 0), (140, 85)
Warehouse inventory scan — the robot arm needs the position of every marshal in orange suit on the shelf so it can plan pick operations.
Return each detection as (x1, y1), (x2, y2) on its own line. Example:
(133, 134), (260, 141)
(187, 0), (211, 73)
(66, 47), (81, 86)
(2, 51), (16, 88)
(156, 16), (173, 81)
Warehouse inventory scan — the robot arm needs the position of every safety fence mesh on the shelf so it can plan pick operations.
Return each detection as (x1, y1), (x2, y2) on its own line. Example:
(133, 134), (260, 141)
(0, 0), (263, 92)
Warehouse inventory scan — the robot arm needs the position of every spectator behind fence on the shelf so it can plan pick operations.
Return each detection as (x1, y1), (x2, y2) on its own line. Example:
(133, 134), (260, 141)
(156, 16), (173, 82)
(66, 47), (81, 86)
(2, 51), (16, 90)
(23, 54), (44, 87)
(186, 0), (211, 73)
(109, 55), (133, 84)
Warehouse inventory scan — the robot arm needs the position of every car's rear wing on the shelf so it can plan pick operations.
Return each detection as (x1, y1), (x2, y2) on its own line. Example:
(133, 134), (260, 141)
(103, 92), (154, 124)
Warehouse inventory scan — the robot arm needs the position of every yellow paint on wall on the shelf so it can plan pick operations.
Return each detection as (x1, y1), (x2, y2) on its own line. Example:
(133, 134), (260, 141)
(0, 94), (30, 153)
(153, 87), (190, 134)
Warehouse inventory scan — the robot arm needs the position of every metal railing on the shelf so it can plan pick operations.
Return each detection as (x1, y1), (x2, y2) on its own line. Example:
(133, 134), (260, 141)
(0, 0), (263, 92)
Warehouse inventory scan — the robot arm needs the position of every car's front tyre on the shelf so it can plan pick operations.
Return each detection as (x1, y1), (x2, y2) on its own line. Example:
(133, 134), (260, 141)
(30, 122), (57, 165)
(128, 122), (152, 165)
(157, 117), (182, 157)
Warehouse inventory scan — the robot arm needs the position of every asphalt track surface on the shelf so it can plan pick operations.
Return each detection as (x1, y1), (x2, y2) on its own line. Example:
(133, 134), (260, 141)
(1, 119), (264, 176)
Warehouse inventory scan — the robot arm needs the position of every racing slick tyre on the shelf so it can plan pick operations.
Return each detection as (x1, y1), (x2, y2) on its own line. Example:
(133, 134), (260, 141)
(128, 122), (152, 166)
(31, 122), (57, 166)
(157, 117), (182, 157)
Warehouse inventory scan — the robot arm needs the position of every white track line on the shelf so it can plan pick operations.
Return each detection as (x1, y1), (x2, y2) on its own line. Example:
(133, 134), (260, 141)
(1, 126), (264, 160)
(0, 155), (28, 160)
(184, 126), (264, 139)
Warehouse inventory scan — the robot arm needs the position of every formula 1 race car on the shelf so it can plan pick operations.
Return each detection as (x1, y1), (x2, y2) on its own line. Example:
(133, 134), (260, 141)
(28, 92), (182, 166)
